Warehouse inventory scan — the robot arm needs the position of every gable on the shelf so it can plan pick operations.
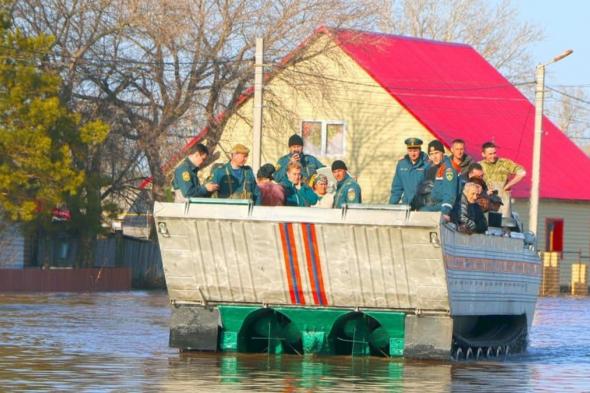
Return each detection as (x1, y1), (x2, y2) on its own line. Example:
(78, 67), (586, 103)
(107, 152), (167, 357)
(211, 34), (437, 202)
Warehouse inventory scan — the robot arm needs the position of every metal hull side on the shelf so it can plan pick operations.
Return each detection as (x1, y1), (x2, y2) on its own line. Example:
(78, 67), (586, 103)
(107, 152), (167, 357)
(441, 225), (541, 326)
(154, 202), (450, 313)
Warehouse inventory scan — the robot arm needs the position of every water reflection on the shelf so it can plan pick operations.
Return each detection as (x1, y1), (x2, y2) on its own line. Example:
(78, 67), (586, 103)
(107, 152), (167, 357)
(1, 292), (590, 391)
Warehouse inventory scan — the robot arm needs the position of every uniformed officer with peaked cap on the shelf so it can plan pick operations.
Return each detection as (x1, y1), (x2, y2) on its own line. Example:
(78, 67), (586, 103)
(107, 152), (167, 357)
(389, 137), (428, 205)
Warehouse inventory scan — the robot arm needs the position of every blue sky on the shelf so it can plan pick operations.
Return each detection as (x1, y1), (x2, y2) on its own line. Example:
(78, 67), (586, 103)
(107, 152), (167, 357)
(514, 0), (589, 86)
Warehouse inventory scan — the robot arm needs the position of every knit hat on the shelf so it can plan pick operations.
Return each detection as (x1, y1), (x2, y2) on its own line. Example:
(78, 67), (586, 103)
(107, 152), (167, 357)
(231, 143), (250, 154)
(257, 163), (275, 179)
(331, 160), (347, 171)
(427, 140), (445, 153)
(288, 134), (304, 147)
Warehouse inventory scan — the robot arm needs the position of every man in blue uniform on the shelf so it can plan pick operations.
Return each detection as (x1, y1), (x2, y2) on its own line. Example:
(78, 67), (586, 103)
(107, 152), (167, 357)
(389, 137), (428, 205)
(172, 143), (219, 202)
(331, 160), (362, 208)
(418, 140), (458, 221)
(210, 144), (259, 203)
(281, 162), (318, 207)
(274, 134), (325, 184)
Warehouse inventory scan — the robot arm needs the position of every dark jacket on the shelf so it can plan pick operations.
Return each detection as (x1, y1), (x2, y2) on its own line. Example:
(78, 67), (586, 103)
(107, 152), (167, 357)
(448, 154), (474, 175)
(416, 157), (458, 215)
(452, 194), (488, 234)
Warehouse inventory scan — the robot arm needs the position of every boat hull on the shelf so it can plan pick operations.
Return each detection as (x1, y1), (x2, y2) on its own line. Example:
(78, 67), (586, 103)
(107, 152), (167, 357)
(154, 201), (541, 359)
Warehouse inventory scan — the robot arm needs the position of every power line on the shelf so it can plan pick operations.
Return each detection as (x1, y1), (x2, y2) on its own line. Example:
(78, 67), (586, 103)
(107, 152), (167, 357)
(277, 65), (535, 93)
(551, 84), (590, 89)
(546, 85), (590, 106)
(0, 43), (256, 67)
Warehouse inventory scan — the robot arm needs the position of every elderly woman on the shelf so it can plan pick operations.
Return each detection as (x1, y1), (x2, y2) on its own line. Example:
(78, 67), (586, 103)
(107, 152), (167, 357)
(310, 174), (334, 208)
(452, 182), (488, 234)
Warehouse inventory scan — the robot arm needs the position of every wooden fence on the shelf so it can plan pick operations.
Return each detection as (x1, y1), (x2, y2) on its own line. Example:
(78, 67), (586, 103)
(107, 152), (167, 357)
(0, 267), (131, 292)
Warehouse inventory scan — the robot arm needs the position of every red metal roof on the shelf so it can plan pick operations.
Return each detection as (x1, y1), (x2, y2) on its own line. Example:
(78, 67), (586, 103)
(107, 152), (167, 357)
(327, 28), (590, 201)
(162, 27), (590, 201)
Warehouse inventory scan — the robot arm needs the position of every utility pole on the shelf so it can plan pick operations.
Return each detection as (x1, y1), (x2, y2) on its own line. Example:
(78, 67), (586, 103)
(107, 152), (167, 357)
(252, 38), (264, 172)
(529, 63), (545, 236)
(529, 49), (573, 236)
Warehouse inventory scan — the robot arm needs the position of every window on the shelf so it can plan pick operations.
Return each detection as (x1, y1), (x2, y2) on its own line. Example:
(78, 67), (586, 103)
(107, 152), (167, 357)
(301, 120), (345, 157)
(545, 218), (564, 252)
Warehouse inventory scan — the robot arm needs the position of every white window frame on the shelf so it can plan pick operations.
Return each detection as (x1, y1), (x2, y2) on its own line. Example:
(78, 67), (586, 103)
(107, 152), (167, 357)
(300, 119), (347, 158)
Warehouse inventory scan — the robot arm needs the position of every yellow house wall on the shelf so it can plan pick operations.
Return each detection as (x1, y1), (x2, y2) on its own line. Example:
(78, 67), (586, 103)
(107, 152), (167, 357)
(210, 35), (439, 202)
(513, 199), (590, 288)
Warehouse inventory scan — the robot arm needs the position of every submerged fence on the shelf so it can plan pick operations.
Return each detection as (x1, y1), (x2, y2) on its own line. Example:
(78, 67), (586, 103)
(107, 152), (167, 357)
(95, 236), (165, 289)
(541, 251), (590, 296)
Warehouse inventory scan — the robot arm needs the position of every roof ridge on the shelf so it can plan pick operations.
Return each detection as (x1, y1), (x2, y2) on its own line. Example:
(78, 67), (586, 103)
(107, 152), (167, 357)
(321, 26), (473, 48)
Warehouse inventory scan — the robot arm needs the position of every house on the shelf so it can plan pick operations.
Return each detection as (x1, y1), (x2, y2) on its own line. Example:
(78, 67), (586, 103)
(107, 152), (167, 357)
(174, 28), (590, 289)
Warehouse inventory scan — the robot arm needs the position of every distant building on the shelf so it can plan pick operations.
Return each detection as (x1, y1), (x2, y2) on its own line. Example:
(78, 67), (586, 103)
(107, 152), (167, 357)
(0, 224), (26, 269)
(170, 28), (590, 288)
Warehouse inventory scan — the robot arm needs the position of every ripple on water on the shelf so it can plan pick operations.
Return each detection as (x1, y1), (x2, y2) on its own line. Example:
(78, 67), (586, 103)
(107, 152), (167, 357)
(0, 293), (589, 391)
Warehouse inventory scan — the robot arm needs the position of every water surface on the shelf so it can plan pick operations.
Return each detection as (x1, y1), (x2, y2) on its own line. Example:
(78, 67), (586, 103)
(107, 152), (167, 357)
(0, 292), (588, 392)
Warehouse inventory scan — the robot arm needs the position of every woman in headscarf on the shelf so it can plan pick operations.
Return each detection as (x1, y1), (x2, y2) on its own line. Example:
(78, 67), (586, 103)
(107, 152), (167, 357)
(310, 174), (334, 208)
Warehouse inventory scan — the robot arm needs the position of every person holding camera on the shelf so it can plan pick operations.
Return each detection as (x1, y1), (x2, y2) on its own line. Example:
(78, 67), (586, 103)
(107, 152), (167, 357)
(274, 134), (325, 184)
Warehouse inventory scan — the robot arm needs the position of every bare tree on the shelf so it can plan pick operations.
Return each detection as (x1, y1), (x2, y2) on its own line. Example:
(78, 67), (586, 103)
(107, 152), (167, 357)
(12, 0), (547, 210)
(13, 0), (141, 216)
(376, 0), (543, 82)
(14, 0), (378, 203)
(546, 87), (590, 147)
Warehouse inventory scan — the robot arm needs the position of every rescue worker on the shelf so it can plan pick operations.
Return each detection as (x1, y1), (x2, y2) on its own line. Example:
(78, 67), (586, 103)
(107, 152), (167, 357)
(332, 160), (362, 208)
(448, 138), (474, 176)
(281, 162), (318, 207)
(172, 143), (219, 202)
(274, 134), (325, 184)
(479, 141), (526, 220)
(209, 144), (259, 203)
(418, 140), (458, 221)
(389, 137), (428, 205)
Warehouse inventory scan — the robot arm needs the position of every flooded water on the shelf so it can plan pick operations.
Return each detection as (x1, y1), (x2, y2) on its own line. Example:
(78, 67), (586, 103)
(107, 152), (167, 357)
(0, 292), (589, 392)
